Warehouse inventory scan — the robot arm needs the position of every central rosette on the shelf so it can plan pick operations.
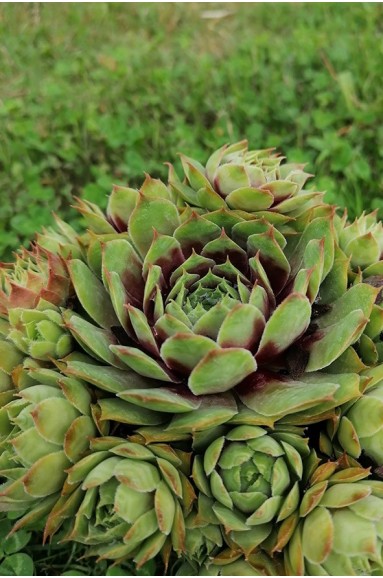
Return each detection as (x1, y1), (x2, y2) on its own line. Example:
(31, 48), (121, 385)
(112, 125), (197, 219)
(184, 277), (238, 319)
(61, 172), (376, 406)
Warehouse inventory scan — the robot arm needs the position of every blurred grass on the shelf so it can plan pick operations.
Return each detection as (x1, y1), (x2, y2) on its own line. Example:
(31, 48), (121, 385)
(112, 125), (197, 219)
(0, 3), (383, 259)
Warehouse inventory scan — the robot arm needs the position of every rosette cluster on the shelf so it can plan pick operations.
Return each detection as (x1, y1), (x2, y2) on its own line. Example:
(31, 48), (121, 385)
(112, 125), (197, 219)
(2, 141), (383, 576)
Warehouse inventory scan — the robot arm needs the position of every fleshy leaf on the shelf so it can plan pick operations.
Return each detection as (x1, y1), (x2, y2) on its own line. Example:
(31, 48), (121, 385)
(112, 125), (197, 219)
(161, 333), (218, 373)
(63, 311), (124, 368)
(304, 310), (368, 372)
(67, 260), (118, 329)
(110, 345), (176, 382)
(256, 293), (311, 363)
(107, 185), (138, 231)
(237, 371), (337, 419)
(302, 507), (334, 564)
(129, 194), (180, 257)
(102, 238), (144, 307)
(23, 451), (71, 497)
(98, 398), (165, 425)
(61, 358), (152, 393)
(315, 283), (378, 329)
(217, 304), (265, 349)
(188, 348), (257, 395)
(118, 387), (201, 413)
(226, 187), (274, 211)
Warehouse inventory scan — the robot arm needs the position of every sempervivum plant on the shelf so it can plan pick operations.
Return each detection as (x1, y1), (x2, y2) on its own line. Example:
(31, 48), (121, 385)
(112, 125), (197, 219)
(333, 211), (383, 366)
(284, 460), (383, 576)
(168, 141), (320, 219)
(1, 141), (383, 576)
(321, 365), (383, 465)
(44, 436), (195, 567)
(0, 366), (99, 526)
(192, 425), (311, 556)
(56, 179), (376, 433)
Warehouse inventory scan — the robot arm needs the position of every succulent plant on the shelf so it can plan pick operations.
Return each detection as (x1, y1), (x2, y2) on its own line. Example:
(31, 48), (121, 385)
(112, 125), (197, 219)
(168, 141), (320, 219)
(1, 141), (383, 576)
(338, 211), (383, 271)
(192, 425), (311, 557)
(321, 365), (383, 465)
(0, 366), (98, 531)
(0, 246), (71, 315)
(55, 170), (376, 432)
(43, 436), (195, 567)
(284, 460), (383, 576)
(7, 306), (73, 362)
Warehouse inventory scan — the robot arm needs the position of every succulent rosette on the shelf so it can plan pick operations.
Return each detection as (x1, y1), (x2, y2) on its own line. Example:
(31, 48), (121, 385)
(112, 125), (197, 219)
(168, 140), (321, 221)
(321, 365), (383, 465)
(54, 172), (378, 434)
(338, 211), (383, 271)
(285, 460), (383, 576)
(192, 425), (311, 556)
(43, 436), (195, 567)
(0, 365), (98, 530)
(7, 305), (73, 361)
(0, 245), (71, 315)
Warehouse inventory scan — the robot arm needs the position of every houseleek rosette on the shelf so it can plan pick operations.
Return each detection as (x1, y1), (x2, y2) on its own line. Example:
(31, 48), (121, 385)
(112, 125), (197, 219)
(0, 245), (72, 315)
(321, 365), (383, 465)
(192, 425), (311, 556)
(285, 461), (383, 576)
(1, 141), (383, 576)
(338, 211), (383, 271)
(0, 365), (98, 529)
(44, 436), (195, 567)
(7, 305), (72, 361)
(334, 211), (383, 366)
(57, 174), (377, 432)
(168, 140), (321, 220)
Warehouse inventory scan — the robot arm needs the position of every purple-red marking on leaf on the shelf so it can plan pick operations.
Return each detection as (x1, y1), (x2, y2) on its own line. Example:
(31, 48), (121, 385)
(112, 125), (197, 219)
(236, 370), (286, 396)
(364, 275), (383, 305)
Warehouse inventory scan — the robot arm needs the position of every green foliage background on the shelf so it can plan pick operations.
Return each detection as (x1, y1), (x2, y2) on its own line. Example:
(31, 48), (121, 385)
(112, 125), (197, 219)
(0, 3), (383, 260)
